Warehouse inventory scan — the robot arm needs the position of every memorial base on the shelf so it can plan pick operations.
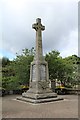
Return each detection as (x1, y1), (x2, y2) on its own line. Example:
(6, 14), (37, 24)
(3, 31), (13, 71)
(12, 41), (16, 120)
(17, 92), (63, 104)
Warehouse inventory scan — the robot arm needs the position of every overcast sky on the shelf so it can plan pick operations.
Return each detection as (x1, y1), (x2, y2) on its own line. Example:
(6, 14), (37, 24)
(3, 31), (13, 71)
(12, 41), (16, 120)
(0, 0), (78, 59)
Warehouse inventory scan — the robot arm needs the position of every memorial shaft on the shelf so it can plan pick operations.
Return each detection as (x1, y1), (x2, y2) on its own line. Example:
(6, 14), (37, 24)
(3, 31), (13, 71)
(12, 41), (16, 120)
(32, 18), (45, 60)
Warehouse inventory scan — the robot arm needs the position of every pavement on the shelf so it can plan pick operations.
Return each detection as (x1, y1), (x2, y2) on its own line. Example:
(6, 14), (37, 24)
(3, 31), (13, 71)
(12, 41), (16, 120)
(0, 97), (2, 120)
(1, 94), (78, 118)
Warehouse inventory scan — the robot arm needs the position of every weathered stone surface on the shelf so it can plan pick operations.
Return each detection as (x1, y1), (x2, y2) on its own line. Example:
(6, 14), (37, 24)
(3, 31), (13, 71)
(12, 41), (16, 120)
(17, 96), (63, 104)
(17, 18), (63, 103)
(22, 92), (57, 99)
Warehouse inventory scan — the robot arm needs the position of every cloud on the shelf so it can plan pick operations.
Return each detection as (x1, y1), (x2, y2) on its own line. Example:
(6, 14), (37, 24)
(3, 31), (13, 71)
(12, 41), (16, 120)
(1, 0), (78, 58)
(60, 29), (78, 57)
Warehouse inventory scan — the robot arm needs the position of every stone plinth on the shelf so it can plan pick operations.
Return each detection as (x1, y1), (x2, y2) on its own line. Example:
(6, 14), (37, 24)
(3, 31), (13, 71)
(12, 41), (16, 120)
(17, 96), (63, 104)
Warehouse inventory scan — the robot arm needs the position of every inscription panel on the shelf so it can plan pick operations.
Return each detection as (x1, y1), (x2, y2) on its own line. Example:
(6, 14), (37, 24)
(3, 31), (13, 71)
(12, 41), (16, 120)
(32, 65), (36, 81)
(40, 65), (46, 80)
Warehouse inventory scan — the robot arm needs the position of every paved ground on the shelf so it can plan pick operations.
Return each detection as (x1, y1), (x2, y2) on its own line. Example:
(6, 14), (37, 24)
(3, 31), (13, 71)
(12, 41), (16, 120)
(1, 94), (78, 118)
(0, 97), (2, 119)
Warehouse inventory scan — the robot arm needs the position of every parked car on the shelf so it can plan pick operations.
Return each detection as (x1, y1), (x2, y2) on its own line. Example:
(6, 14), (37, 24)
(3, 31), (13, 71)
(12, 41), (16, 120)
(20, 85), (29, 92)
(55, 86), (68, 95)
(13, 85), (29, 94)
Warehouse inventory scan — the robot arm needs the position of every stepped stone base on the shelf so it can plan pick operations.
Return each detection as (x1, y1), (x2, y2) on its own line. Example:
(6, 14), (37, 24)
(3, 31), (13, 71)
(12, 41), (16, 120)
(17, 92), (63, 104)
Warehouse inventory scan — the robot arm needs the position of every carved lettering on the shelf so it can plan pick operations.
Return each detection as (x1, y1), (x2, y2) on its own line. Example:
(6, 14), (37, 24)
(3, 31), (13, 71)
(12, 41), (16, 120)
(40, 65), (46, 80)
(32, 65), (36, 81)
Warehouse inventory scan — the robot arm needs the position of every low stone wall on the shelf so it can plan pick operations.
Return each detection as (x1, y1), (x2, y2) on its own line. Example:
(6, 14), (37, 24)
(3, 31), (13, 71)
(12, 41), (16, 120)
(67, 89), (80, 95)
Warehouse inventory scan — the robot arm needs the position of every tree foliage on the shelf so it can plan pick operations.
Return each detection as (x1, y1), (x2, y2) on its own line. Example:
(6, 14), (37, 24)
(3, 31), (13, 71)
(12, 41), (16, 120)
(2, 48), (80, 90)
(45, 51), (80, 87)
(10, 48), (34, 88)
(2, 57), (10, 67)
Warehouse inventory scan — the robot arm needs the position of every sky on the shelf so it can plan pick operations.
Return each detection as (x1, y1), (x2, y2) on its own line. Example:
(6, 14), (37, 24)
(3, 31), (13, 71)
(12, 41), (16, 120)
(0, 0), (78, 60)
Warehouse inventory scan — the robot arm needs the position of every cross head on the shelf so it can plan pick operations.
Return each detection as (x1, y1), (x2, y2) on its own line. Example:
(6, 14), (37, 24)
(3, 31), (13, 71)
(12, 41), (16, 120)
(32, 18), (45, 31)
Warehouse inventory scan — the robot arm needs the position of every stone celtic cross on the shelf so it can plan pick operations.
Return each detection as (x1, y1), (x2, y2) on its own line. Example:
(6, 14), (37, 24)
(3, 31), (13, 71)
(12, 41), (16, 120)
(32, 18), (45, 61)
(17, 18), (61, 103)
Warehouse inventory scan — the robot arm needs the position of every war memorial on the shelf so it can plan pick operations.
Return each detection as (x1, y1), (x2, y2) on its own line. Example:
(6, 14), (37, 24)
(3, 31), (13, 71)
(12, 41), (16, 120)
(17, 18), (63, 103)
(2, 18), (78, 118)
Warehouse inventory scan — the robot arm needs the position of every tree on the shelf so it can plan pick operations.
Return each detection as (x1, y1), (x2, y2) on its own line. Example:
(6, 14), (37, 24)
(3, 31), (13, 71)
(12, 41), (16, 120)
(0, 58), (2, 87)
(63, 55), (80, 87)
(2, 48), (80, 90)
(2, 48), (35, 90)
(45, 50), (75, 86)
(45, 50), (64, 80)
(2, 57), (10, 67)
(11, 48), (35, 87)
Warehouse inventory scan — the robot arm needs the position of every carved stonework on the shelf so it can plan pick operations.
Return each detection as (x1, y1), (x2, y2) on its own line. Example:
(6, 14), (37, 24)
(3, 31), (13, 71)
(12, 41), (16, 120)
(16, 18), (61, 103)
(29, 18), (50, 92)
(32, 65), (36, 81)
(38, 81), (49, 90)
(29, 81), (36, 88)
(40, 64), (46, 80)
